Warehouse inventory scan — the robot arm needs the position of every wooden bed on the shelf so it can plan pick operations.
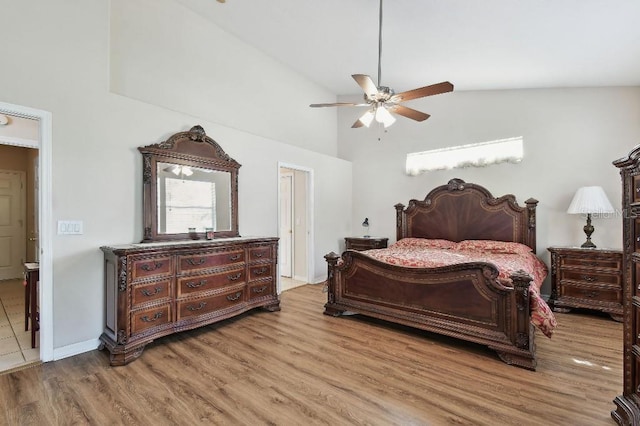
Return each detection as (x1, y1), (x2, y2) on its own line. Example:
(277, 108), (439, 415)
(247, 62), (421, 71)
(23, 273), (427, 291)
(324, 178), (543, 370)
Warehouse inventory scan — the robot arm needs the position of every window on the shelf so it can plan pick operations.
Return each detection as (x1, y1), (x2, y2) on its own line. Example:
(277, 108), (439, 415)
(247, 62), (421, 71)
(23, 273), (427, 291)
(406, 136), (523, 176)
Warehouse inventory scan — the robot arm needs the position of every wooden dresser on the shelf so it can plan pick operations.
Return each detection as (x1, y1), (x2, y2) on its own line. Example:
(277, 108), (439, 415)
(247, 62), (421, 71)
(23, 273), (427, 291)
(100, 237), (279, 365)
(613, 146), (640, 424)
(547, 246), (623, 321)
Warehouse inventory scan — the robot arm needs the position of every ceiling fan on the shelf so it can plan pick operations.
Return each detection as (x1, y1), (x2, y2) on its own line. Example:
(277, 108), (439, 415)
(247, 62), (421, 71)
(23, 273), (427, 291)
(310, 0), (454, 128)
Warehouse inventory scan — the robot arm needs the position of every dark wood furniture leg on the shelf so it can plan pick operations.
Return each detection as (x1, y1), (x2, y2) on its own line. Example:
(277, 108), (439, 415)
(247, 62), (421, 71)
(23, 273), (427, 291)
(24, 263), (40, 348)
(24, 277), (29, 331)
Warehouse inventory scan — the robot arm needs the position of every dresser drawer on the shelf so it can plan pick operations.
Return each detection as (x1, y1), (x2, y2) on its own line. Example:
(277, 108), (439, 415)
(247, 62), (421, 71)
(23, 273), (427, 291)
(177, 268), (245, 297)
(560, 270), (621, 286)
(560, 282), (621, 303)
(248, 280), (274, 300)
(177, 289), (245, 320)
(178, 250), (245, 273)
(249, 264), (273, 281)
(248, 245), (273, 262)
(131, 256), (173, 281)
(131, 279), (172, 307)
(560, 255), (622, 270)
(130, 304), (171, 335)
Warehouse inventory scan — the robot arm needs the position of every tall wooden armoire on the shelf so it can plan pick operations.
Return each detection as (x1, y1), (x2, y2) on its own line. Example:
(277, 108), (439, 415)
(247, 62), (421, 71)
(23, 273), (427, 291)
(613, 145), (640, 425)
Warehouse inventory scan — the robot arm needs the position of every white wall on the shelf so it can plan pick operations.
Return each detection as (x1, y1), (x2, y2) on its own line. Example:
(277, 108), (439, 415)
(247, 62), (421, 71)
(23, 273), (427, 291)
(338, 87), (640, 294)
(110, 0), (339, 157)
(0, 1), (350, 354)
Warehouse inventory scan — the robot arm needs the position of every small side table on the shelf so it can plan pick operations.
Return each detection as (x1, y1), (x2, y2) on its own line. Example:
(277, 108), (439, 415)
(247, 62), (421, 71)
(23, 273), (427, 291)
(345, 237), (388, 251)
(24, 262), (40, 348)
(547, 246), (622, 321)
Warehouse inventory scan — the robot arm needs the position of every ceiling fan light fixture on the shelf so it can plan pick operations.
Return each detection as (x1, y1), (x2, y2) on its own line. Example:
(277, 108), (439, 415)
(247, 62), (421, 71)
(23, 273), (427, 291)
(360, 110), (375, 127)
(375, 105), (396, 128)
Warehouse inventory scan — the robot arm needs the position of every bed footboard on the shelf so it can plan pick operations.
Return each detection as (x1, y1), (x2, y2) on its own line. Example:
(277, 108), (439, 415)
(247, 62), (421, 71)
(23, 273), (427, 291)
(324, 251), (536, 370)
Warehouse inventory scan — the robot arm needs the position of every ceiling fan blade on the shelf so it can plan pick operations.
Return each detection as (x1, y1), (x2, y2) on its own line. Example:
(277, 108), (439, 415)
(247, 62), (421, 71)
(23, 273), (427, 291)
(390, 105), (430, 122)
(352, 74), (378, 98)
(309, 102), (369, 108)
(392, 81), (454, 103)
(352, 119), (365, 128)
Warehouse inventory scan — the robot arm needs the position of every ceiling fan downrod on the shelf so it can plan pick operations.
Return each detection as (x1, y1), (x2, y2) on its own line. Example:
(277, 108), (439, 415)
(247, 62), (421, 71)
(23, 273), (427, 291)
(377, 0), (383, 88)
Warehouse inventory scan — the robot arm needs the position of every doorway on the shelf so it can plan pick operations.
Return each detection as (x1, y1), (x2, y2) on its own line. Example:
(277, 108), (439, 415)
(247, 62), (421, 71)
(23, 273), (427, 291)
(278, 163), (313, 292)
(0, 102), (53, 371)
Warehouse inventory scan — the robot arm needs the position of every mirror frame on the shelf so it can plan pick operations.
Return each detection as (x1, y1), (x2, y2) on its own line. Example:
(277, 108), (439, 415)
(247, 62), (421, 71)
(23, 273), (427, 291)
(139, 125), (241, 242)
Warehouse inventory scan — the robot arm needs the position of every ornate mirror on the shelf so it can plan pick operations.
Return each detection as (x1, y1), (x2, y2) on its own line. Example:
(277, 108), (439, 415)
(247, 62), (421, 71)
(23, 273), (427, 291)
(139, 125), (240, 242)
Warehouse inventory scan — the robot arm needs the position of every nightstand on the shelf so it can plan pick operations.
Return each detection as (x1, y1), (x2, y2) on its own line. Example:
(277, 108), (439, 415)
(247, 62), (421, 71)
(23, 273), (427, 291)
(345, 237), (388, 251)
(547, 246), (623, 321)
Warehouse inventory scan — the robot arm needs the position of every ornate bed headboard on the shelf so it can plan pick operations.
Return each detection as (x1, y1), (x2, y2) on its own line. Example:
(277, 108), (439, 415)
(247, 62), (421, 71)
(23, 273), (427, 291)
(395, 178), (538, 251)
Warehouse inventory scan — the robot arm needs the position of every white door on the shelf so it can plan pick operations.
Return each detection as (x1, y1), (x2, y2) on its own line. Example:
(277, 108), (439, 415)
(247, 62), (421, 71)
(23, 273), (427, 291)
(0, 170), (26, 280)
(32, 156), (39, 262)
(279, 172), (293, 278)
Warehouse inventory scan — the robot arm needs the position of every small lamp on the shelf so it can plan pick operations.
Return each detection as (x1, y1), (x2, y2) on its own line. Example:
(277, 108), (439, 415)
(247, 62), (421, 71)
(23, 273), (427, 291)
(566, 186), (615, 248)
(362, 218), (370, 238)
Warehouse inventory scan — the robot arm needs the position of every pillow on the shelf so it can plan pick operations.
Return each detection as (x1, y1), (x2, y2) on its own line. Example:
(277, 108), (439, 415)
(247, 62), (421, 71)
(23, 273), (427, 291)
(454, 240), (533, 255)
(391, 238), (457, 250)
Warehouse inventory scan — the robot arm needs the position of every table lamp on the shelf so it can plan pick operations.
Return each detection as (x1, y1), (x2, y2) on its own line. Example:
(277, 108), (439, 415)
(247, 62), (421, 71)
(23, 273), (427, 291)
(566, 186), (615, 248)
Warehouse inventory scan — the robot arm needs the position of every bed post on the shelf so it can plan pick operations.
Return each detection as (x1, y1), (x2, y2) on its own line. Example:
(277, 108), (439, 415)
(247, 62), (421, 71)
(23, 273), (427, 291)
(525, 198), (538, 252)
(493, 269), (536, 370)
(323, 252), (343, 316)
(395, 203), (406, 241)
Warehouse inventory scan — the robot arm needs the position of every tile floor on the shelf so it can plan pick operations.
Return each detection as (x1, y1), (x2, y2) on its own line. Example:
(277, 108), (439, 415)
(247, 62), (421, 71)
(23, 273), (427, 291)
(0, 278), (39, 373)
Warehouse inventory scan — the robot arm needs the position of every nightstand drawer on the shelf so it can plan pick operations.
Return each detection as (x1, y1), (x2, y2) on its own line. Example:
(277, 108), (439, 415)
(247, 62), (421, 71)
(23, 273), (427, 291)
(560, 270), (621, 286)
(560, 255), (622, 270)
(345, 237), (388, 251)
(560, 283), (621, 303)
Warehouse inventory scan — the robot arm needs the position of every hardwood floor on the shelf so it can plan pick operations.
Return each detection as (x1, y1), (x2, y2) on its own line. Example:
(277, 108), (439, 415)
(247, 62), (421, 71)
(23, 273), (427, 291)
(0, 284), (622, 425)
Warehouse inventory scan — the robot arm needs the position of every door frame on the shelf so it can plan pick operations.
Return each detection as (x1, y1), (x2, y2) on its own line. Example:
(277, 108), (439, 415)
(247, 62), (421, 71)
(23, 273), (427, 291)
(0, 101), (53, 362)
(277, 162), (314, 290)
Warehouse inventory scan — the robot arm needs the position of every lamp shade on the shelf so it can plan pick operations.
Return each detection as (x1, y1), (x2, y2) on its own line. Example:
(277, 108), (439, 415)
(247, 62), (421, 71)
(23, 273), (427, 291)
(566, 186), (615, 214)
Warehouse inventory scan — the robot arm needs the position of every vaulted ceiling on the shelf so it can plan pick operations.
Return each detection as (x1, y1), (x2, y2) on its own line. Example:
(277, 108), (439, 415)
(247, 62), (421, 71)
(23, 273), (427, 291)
(176, 0), (640, 96)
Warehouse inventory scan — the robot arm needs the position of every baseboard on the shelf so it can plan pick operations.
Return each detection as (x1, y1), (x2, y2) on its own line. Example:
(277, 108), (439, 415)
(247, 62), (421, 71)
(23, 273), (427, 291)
(293, 274), (307, 282)
(53, 338), (101, 361)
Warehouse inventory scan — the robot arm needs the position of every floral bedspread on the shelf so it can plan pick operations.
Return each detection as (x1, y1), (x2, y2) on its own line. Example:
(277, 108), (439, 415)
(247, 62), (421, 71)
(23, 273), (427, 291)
(358, 239), (557, 337)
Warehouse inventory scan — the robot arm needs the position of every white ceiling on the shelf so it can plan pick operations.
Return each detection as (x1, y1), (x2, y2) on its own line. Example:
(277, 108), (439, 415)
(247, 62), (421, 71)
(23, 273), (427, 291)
(176, 0), (640, 96)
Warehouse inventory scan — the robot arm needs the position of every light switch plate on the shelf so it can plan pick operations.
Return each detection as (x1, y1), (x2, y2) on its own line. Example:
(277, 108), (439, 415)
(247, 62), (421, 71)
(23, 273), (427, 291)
(57, 220), (83, 235)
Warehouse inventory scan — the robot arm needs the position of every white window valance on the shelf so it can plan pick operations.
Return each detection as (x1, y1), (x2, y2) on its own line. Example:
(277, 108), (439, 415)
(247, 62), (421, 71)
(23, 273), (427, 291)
(406, 136), (524, 176)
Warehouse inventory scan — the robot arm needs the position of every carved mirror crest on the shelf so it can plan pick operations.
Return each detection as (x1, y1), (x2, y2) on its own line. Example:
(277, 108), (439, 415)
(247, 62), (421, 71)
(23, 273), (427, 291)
(139, 125), (240, 242)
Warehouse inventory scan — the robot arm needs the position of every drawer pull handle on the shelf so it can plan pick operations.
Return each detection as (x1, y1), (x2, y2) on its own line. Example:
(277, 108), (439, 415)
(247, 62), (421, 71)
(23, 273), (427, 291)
(141, 261), (163, 272)
(254, 267), (268, 276)
(226, 292), (242, 301)
(582, 290), (600, 298)
(186, 258), (206, 266)
(581, 275), (597, 283)
(227, 272), (242, 281)
(186, 302), (207, 311)
(254, 252), (264, 258)
(141, 286), (162, 297)
(228, 254), (241, 261)
(252, 285), (268, 294)
(141, 312), (163, 322)
(186, 280), (207, 288)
